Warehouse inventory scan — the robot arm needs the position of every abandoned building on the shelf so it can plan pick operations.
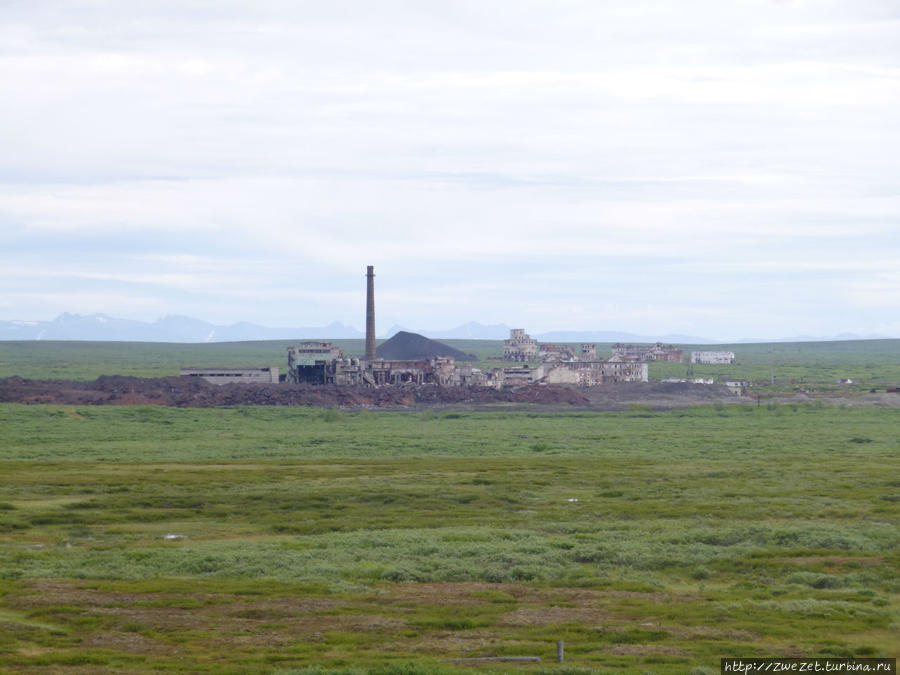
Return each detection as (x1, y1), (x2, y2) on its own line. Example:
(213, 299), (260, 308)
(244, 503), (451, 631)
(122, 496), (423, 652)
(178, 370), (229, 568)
(505, 331), (599, 365)
(538, 343), (575, 362)
(543, 360), (649, 386)
(503, 329), (539, 361)
(286, 342), (351, 384)
(179, 367), (280, 385)
(284, 342), (487, 387)
(691, 350), (735, 364)
(184, 267), (648, 390)
(663, 376), (715, 385)
(725, 380), (748, 395)
(365, 357), (458, 386)
(276, 282), (650, 388)
(498, 364), (544, 386)
(610, 342), (683, 362)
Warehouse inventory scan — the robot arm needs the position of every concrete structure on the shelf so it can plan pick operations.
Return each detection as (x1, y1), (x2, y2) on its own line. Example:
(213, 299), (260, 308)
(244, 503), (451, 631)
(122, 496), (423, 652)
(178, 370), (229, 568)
(691, 351), (735, 364)
(544, 360), (648, 386)
(365, 265), (376, 361)
(611, 342), (683, 362)
(497, 364), (545, 387)
(503, 329), (539, 361)
(544, 365), (580, 385)
(287, 342), (350, 384)
(450, 365), (489, 387)
(539, 343), (575, 362)
(276, 280), (649, 391)
(725, 380), (747, 395)
(662, 377), (715, 385)
(364, 357), (458, 386)
(180, 367), (279, 385)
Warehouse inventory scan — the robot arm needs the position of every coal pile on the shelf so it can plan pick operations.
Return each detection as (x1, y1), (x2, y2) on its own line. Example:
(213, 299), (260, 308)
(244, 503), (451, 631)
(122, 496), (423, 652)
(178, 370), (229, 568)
(376, 331), (475, 361)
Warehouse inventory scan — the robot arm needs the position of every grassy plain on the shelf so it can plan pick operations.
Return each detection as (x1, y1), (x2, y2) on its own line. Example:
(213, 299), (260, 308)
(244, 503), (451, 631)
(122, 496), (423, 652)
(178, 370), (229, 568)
(1, 403), (898, 672)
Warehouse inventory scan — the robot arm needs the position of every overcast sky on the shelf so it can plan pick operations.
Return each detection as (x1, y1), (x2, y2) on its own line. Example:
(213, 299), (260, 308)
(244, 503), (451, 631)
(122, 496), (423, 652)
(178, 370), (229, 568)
(2, 0), (898, 340)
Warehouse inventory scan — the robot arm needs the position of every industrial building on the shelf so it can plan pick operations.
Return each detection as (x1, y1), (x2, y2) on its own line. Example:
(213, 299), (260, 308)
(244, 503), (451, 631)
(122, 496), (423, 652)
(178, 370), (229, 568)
(286, 342), (357, 385)
(179, 367), (280, 385)
(538, 343), (576, 362)
(610, 342), (683, 363)
(544, 360), (648, 386)
(183, 266), (649, 389)
(278, 273), (648, 388)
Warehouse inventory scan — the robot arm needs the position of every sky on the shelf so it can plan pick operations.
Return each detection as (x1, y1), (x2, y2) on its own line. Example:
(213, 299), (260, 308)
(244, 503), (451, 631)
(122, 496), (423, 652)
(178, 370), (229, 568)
(1, 0), (899, 341)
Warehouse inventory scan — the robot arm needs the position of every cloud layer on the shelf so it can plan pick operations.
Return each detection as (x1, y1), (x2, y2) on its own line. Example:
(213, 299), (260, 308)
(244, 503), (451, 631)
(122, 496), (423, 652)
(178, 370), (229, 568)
(2, 0), (899, 339)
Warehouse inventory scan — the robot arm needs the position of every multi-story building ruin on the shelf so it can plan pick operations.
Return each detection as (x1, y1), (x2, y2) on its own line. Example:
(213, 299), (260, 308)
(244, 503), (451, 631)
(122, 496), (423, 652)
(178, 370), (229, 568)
(610, 342), (683, 362)
(538, 343), (575, 362)
(495, 364), (545, 387)
(286, 342), (353, 384)
(283, 345), (488, 388)
(503, 328), (539, 361)
(497, 329), (647, 384)
(544, 361), (648, 386)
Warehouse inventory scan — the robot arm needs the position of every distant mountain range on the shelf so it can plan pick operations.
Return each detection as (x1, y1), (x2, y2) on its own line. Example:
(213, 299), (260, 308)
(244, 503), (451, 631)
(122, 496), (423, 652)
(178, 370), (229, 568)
(0, 313), (892, 344)
(0, 313), (364, 342)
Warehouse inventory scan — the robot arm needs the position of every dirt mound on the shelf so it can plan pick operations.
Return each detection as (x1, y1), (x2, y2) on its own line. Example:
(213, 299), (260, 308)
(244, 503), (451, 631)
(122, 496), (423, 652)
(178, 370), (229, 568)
(0, 376), (589, 408)
(376, 331), (475, 361)
(576, 381), (756, 410)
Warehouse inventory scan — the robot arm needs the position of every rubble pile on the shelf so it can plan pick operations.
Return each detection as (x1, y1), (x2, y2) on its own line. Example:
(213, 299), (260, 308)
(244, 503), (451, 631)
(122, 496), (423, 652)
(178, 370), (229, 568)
(0, 375), (591, 408)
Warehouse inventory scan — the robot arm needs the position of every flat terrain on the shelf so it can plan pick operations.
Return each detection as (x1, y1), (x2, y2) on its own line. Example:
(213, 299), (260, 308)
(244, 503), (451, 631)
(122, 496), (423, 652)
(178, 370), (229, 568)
(0, 339), (897, 673)
(1, 403), (898, 673)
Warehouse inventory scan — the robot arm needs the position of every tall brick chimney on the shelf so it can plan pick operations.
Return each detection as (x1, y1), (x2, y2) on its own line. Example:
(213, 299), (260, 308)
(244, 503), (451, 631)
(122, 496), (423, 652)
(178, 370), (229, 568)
(365, 265), (376, 361)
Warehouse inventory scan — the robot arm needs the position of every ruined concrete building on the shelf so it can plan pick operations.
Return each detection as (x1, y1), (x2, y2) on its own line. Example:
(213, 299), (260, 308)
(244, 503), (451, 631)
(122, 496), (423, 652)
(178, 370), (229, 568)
(610, 342), (683, 363)
(285, 345), (484, 388)
(690, 351), (735, 364)
(503, 329), (539, 361)
(190, 267), (647, 390)
(538, 343), (575, 362)
(499, 329), (648, 384)
(364, 357), (458, 386)
(544, 361), (648, 386)
(286, 342), (353, 384)
(496, 364), (544, 386)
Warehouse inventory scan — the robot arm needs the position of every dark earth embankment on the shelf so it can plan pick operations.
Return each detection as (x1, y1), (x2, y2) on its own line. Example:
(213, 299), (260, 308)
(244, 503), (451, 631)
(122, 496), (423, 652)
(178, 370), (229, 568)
(5, 376), (890, 410)
(0, 375), (590, 408)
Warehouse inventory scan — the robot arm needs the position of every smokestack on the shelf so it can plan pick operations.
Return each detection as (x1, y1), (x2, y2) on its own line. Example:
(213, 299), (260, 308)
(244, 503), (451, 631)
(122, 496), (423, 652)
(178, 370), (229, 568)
(365, 265), (376, 361)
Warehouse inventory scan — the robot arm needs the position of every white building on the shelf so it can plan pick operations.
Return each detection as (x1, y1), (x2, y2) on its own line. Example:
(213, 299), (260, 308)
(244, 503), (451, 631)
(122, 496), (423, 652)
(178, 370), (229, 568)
(690, 351), (735, 364)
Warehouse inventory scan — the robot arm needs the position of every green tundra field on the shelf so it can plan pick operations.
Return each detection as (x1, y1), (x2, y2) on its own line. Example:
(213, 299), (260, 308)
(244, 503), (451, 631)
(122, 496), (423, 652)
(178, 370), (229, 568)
(0, 340), (898, 673)
(1, 402), (898, 673)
